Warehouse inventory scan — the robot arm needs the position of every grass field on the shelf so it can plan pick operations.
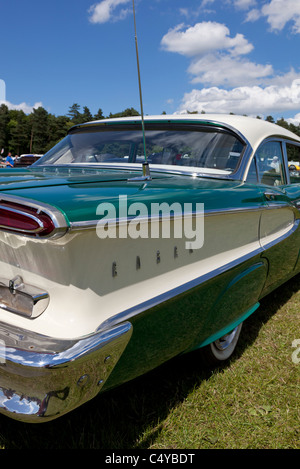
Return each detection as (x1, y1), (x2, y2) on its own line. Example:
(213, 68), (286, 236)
(0, 273), (299, 449)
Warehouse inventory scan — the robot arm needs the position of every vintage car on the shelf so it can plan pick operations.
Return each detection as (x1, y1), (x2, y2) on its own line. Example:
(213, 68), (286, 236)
(13, 154), (43, 168)
(0, 114), (300, 423)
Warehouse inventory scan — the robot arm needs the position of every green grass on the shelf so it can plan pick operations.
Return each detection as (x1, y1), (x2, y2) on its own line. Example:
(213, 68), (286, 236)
(0, 274), (299, 449)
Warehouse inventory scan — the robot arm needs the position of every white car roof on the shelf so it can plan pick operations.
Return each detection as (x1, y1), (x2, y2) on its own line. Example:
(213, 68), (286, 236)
(90, 113), (300, 150)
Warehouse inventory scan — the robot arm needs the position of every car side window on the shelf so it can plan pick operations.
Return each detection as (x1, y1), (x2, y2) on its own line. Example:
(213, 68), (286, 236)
(286, 142), (300, 184)
(255, 141), (285, 186)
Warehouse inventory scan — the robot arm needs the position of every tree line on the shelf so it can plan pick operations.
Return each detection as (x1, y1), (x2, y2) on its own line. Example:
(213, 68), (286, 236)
(1, 102), (300, 157)
(0, 103), (140, 156)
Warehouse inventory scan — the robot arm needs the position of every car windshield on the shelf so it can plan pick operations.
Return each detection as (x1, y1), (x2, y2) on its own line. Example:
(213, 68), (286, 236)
(33, 123), (245, 175)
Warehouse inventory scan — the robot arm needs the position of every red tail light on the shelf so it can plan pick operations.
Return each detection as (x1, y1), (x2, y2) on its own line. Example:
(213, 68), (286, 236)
(0, 201), (58, 237)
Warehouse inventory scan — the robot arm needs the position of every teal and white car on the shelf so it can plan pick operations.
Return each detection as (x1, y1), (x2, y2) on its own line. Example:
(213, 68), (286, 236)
(0, 114), (300, 422)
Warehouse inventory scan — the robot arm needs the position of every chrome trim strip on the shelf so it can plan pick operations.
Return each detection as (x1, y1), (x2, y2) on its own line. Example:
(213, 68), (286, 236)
(260, 218), (300, 251)
(69, 203), (294, 232)
(204, 203), (292, 215)
(69, 220), (99, 231)
(69, 210), (203, 232)
(35, 162), (236, 179)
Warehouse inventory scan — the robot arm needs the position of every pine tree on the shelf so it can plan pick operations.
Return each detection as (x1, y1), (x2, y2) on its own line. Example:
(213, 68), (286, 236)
(81, 106), (93, 123)
(68, 103), (82, 124)
(29, 107), (49, 154)
(94, 108), (105, 120)
(8, 110), (29, 155)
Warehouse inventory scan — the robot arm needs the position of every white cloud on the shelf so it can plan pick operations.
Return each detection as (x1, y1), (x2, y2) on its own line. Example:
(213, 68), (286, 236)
(161, 21), (278, 88)
(261, 0), (300, 33)
(0, 100), (43, 114)
(161, 22), (253, 57)
(286, 113), (300, 125)
(161, 3), (300, 120)
(265, 68), (300, 87)
(178, 79), (300, 116)
(244, 0), (300, 33)
(188, 54), (273, 87)
(161, 18), (300, 118)
(200, 0), (215, 7)
(233, 0), (257, 10)
(245, 8), (261, 22)
(88, 0), (131, 24)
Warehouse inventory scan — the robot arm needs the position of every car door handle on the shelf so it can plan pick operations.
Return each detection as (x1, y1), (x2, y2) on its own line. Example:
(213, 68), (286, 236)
(264, 191), (278, 201)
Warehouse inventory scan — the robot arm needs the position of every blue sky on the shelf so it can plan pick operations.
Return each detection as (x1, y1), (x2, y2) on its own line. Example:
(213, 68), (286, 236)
(1, 0), (300, 123)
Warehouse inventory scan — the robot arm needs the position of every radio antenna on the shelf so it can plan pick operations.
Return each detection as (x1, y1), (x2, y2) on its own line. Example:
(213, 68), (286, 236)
(132, 0), (151, 179)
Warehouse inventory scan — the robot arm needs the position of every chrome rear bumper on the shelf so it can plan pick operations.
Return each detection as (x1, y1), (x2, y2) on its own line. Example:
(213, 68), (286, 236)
(0, 321), (132, 423)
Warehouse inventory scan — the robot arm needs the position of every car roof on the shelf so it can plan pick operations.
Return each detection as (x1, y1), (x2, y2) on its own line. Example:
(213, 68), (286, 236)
(79, 114), (300, 150)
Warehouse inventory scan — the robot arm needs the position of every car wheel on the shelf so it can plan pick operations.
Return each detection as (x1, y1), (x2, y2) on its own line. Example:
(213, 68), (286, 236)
(200, 323), (243, 366)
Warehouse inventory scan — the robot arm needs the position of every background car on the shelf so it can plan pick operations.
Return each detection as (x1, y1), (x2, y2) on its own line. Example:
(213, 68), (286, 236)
(13, 154), (43, 167)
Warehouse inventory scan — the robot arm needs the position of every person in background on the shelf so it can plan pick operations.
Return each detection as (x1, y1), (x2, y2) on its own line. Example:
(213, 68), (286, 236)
(5, 152), (14, 168)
